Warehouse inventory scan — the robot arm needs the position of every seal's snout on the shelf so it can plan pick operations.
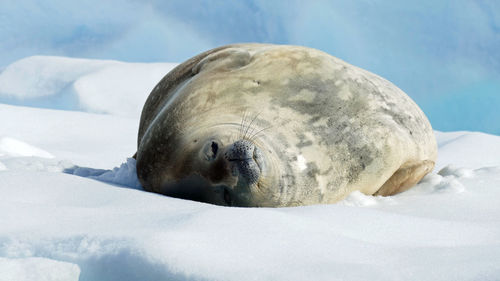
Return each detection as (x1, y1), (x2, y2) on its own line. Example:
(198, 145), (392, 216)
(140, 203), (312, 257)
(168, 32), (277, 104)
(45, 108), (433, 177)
(225, 140), (255, 161)
(225, 140), (262, 185)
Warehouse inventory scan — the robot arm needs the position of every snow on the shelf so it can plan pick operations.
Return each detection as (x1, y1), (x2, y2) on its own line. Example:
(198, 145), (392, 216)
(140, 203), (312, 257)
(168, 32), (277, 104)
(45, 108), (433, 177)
(0, 56), (177, 116)
(435, 131), (500, 170)
(1, 56), (500, 280)
(0, 137), (54, 159)
(0, 257), (80, 281)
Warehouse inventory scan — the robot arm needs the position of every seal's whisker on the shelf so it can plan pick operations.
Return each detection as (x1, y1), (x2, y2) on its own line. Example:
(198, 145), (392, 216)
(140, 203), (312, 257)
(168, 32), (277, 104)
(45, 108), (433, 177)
(246, 114), (258, 139)
(257, 172), (274, 189)
(255, 181), (265, 193)
(243, 112), (259, 140)
(249, 125), (273, 141)
(255, 179), (270, 194)
(244, 111), (265, 140)
(239, 110), (248, 140)
(241, 110), (253, 140)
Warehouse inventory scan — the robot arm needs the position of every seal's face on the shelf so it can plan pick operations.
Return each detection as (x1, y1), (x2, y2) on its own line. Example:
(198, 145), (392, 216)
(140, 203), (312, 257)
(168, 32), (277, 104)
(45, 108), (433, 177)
(152, 125), (282, 207)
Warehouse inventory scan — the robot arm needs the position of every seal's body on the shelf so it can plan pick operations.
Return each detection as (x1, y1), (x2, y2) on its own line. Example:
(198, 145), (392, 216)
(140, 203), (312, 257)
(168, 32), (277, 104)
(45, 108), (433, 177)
(136, 44), (437, 207)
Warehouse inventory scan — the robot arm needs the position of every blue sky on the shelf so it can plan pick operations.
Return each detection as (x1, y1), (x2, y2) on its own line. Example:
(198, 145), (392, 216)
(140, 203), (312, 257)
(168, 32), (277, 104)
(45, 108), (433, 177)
(1, 0), (499, 134)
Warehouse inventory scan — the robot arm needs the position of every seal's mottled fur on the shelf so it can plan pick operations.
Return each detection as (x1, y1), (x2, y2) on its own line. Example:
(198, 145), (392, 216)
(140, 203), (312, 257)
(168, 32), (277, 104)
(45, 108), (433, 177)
(136, 44), (437, 207)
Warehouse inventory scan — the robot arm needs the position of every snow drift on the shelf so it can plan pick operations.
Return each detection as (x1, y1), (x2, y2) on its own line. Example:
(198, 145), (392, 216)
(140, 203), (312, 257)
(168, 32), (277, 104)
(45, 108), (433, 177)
(0, 56), (176, 117)
(0, 56), (499, 281)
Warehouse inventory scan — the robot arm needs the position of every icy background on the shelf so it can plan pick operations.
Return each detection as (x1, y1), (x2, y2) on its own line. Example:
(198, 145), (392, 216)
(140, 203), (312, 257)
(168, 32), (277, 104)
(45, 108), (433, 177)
(0, 0), (499, 134)
(1, 1), (500, 280)
(1, 55), (500, 281)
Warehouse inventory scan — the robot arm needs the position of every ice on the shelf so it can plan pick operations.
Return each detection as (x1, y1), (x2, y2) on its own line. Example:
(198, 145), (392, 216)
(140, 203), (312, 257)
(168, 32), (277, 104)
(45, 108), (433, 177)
(0, 56), (499, 280)
(0, 56), (176, 116)
(435, 131), (500, 170)
(1, 1), (498, 134)
(0, 257), (80, 281)
(65, 158), (142, 189)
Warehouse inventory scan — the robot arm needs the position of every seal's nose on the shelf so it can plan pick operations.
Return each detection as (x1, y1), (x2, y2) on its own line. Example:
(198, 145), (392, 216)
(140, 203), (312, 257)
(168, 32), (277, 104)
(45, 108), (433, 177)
(225, 140), (255, 161)
(224, 140), (261, 185)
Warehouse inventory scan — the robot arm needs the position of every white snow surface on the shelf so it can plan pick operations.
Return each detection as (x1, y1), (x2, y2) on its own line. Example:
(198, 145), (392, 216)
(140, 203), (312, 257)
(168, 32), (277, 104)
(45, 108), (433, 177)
(0, 56), (177, 117)
(1, 56), (500, 281)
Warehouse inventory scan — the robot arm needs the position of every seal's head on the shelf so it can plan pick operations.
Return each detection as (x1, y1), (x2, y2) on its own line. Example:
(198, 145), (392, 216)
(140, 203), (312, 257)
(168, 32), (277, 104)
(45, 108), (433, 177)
(140, 125), (282, 207)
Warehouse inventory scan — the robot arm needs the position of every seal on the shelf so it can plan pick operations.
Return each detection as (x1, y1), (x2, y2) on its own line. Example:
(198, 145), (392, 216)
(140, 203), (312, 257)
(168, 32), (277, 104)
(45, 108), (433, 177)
(135, 44), (437, 207)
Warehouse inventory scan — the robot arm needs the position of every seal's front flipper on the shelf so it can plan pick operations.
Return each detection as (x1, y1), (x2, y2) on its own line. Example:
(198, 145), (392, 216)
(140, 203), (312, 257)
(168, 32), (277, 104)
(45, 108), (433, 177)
(374, 160), (434, 196)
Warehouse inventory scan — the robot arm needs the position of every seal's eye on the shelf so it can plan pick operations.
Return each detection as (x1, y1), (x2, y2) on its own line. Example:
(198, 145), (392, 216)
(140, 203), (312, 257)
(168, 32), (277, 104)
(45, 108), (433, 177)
(211, 141), (218, 157)
(203, 140), (220, 161)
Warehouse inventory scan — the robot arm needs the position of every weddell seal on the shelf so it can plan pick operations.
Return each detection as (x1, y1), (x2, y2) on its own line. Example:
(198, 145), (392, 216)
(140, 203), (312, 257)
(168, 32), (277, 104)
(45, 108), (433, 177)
(135, 44), (437, 207)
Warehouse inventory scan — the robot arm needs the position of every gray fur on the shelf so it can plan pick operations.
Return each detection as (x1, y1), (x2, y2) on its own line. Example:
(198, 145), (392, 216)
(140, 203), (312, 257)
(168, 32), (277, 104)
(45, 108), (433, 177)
(136, 44), (437, 207)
